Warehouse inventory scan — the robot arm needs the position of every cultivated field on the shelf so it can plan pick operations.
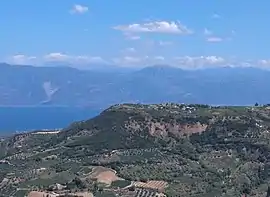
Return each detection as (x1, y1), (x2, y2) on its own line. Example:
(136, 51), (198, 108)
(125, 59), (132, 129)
(71, 192), (93, 197)
(133, 181), (168, 192)
(27, 191), (93, 197)
(89, 166), (123, 185)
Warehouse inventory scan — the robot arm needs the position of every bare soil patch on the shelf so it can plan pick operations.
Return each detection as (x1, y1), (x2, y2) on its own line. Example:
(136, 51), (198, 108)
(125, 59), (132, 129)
(72, 192), (93, 197)
(89, 166), (123, 185)
(28, 191), (93, 197)
(28, 191), (58, 197)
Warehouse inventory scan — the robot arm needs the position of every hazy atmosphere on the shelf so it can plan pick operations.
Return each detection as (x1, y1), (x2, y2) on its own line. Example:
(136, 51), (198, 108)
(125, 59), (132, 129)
(1, 1), (270, 197)
(1, 0), (270, 69)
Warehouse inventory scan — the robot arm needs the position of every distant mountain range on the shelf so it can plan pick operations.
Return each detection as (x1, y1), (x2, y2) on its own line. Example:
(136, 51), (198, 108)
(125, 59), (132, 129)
(0, 63), (270, 108)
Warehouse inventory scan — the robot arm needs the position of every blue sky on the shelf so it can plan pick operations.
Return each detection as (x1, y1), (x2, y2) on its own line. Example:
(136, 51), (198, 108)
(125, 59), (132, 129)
(1, 0), (270, 69)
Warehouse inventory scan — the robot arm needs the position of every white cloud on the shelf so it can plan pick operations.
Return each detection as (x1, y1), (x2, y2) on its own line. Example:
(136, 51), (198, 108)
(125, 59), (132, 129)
(121, 48), (137, 56)
(154, 56), (165, 61)
(203, 29), (223, 43)
(174, 56), (225, 69)
(123, 56), (142, 63)
(87, 56), (107, 63)
(7, 53), (270, 70)
(41, 54), (228, 68)
(112, 56), (166, 67)
(204, 28), (213, 36)
(203, 56), (225, 64)
(44, 53), (106, 64)
(124, 33), (141, 40)
(128, 35), (141, 40)
(124, 48), (136, 53)
(259, 60), (269, 65)
(111, 55), (229, 69)
(258, 60), (270, 68)
(158, 41), (172, 46)
(212, 14), (221, 19)
(114, 21), (193, 34)
(70, 4), (88, 14)
(8, 54), (37, 65)
(44, 53), (68, 61)
(112, 56), (175, 67)
(112, 56), (144, 66)
(206, 37), (223, 42)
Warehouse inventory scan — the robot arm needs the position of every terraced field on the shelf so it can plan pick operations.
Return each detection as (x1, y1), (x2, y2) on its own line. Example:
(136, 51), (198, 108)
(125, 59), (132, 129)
(133, 181), (168, 192)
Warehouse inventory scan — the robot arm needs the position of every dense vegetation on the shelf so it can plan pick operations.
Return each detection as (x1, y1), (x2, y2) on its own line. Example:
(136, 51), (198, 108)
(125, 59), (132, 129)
(2, 103), (270, 196)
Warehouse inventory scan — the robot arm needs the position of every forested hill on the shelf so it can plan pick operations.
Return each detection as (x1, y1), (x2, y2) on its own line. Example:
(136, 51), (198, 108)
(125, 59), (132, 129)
(2, 103), (270, 196)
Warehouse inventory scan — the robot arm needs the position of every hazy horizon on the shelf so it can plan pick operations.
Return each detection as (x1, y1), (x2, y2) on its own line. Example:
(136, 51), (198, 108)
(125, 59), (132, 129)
(1, 1), (270, 70)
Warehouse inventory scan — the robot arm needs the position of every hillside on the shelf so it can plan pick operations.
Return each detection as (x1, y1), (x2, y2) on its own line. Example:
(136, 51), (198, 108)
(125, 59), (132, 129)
(2, 63), (270, 107)
(2, 103), (270, 196)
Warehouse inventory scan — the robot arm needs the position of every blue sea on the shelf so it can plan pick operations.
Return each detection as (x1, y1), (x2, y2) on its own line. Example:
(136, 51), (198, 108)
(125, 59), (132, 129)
(0, 107), (101, 133)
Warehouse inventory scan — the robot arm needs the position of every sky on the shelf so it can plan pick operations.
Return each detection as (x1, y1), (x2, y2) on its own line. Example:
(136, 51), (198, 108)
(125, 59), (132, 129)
(1, 0), (270, 69)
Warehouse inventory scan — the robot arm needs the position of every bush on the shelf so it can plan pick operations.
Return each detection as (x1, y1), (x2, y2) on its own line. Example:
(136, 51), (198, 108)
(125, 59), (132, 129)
(111, 180), (131, 188)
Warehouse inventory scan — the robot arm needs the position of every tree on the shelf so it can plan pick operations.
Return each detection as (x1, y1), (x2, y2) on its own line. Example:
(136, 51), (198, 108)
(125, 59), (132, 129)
(72, 177), (86, 189)
(255, 102), (259, 107)
(128, 185), (135, 191)
(267, 186), (270, 197)
(35, 157), (42, 162)
(92, 182), (98, 195)
(242, 182), (251, 195)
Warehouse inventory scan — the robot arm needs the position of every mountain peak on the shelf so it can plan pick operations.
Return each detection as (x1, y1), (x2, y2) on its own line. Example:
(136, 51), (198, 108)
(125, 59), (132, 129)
(0, 64), (270, 107)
